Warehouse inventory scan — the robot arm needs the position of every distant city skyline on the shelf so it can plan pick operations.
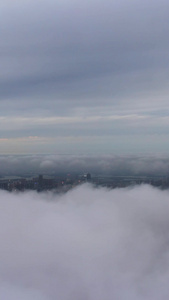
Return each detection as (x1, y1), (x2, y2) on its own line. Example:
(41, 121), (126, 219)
(1, 0), (169, 154)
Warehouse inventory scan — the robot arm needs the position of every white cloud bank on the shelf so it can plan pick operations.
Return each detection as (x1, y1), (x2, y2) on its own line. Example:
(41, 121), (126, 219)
(1, 184), (169, 299)
(1, 154), (169, 176)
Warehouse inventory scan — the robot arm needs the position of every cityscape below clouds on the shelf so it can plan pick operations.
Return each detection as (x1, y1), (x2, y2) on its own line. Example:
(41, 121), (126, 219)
(0, 153), (169, 300)
(1, 0), (169, 299)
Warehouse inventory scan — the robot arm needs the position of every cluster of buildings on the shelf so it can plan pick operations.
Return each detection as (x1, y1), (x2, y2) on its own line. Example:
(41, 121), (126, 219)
(0, 173), (92, 192)
(0, 172), (168, 192)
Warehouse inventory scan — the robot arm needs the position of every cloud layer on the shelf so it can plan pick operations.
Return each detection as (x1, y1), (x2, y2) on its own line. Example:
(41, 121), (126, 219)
(1, 184), (169, 299)
(1, 0), (169, 153)
(0, 154), (169, 176)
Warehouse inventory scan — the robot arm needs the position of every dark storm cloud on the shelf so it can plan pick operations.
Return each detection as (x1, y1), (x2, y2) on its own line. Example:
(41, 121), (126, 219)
(1, 185), (169, 299)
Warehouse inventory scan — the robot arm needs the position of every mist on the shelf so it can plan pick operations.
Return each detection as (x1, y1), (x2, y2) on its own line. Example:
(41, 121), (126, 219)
(1, 154), (169, 176)
(1, 184), (169, 299)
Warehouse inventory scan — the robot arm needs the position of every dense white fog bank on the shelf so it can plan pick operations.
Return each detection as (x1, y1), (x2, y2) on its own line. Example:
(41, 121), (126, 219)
(1, 184), (169, 299)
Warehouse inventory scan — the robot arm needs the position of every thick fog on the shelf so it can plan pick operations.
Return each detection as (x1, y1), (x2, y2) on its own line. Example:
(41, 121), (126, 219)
(0, 154), (169, 176)
(1, 184), (169, 299)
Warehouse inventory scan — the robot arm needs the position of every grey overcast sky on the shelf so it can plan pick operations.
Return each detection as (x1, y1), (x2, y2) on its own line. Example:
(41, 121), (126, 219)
(1, 0), (169, 154)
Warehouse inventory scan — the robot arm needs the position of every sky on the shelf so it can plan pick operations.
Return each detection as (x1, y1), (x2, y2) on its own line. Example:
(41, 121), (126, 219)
(1, 184), (169, 299)
(1, 0), (169, 154)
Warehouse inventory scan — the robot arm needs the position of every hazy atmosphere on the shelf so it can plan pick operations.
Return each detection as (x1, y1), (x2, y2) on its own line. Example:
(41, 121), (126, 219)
(0, 154), (169, 176)
(1, 0), (169, 154)
(1, 1), (169, 299)
(1, 185), (169, 300)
